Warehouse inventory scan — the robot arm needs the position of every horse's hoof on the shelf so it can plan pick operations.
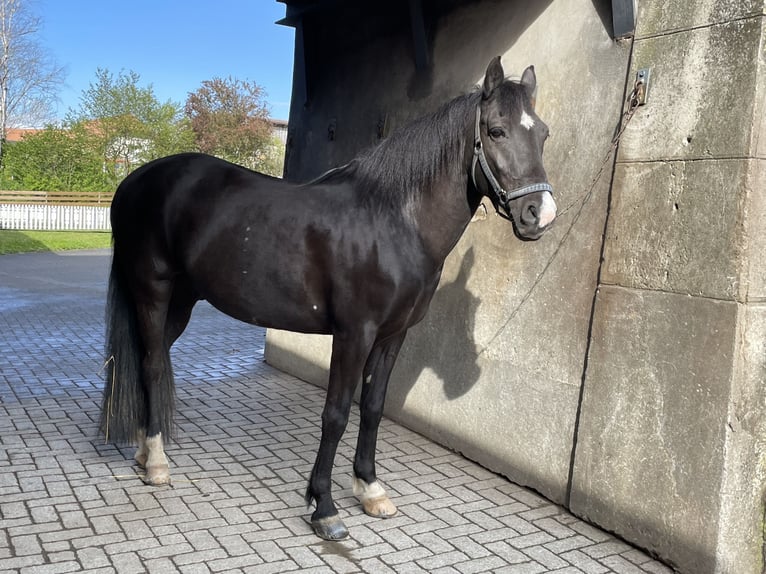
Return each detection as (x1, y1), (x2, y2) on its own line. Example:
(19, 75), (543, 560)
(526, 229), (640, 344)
(312, 515), (349, 540)
(352, 475), (397, 519)
(134, 453), (147, 469)
(142, 465), (171, 486)
(362, 496), (398, 519)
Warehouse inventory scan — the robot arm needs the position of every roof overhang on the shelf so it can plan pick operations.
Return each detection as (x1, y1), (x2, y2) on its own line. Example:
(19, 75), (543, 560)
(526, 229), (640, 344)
(275, 0), (636, 38)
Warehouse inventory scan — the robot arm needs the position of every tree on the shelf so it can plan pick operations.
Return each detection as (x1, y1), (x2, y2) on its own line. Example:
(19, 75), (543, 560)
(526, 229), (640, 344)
(0, 0), (65, 158)
(0, 68), (196, 193)
(1, 124), (106, 191)
(185, 77), (276, 173)
(259, 135), (286, 178)
(67, 68), (194, 184)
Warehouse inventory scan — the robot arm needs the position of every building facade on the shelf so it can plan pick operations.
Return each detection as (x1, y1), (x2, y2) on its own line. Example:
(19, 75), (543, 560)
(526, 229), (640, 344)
(268, 1), (766, 572)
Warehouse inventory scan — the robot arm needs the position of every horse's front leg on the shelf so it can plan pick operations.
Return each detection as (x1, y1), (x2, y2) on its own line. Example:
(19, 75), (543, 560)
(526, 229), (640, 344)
(306, 328), (376, 540)
(353, 332), (406, 519)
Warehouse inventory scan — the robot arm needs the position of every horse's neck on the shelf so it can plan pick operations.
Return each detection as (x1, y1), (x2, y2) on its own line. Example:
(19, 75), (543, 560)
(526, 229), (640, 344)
(414, 153), (481, 266)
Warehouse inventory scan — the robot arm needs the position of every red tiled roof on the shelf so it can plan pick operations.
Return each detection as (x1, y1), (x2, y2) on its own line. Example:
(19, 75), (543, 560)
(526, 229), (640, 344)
(6, 128), (42, 142)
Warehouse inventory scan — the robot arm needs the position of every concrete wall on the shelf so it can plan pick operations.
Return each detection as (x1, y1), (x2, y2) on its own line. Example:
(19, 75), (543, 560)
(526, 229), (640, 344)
(268, 1), (766, 571)
(569, 2), (766, 573)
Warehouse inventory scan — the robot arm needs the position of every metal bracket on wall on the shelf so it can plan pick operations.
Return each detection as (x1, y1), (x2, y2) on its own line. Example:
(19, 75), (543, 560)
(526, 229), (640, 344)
(632, 68), (651, 107)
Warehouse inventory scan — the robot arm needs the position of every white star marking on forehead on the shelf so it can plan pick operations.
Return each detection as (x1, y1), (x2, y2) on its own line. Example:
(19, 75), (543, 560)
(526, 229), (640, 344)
(520, 110), (535, 130)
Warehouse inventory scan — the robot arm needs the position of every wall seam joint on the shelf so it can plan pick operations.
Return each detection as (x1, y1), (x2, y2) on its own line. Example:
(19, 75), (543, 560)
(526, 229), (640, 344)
(634, 12), (764, 42)
(564, 34), (639, 508)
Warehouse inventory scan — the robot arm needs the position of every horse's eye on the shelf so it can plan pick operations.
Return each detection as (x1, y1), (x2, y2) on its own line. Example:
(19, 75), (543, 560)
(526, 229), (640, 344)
(489, 127), (505, 139)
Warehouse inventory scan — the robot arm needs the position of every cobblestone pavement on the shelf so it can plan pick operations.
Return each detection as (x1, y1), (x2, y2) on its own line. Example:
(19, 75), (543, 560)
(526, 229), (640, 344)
(0, 250), (675, 574)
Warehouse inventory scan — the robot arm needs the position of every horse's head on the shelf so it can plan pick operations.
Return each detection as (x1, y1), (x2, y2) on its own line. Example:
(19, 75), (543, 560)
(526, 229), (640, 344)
(472, 57), (557, 240)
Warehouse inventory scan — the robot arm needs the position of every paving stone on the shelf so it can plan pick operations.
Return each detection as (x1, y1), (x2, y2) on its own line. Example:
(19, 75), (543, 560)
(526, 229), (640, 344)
(449, 535), (491, 559)
(0, 251), (674, 574)
(75, 546), (111, 569)
(483, 540), (529, 565)
(455, 555), (508, 573)
(600, 555), (657, 574)
(509, 531), (556, 549)
(523, 545), (570, 570)
(561, 550), (611, 574)
(356, 556), (397, 573)
(415, 550), (469, 570)
(545, 535), (598, 554)
(22, 561), (81, 574)
(143, 557), (181, 573)
(243, 559), (302, 573)
(284, 545), (325, 568)
(494, 562), (547, 574)
(172, 549), (229, 566)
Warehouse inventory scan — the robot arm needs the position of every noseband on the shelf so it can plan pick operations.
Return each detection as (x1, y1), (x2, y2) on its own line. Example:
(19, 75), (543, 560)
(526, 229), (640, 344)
(471, 105), (553, 219)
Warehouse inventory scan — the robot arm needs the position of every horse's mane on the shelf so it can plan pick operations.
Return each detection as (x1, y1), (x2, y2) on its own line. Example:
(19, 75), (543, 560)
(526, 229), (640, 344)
(311, 80), (531, 214)
(311, 90), (482, 212)
(355, 91), (482, 210)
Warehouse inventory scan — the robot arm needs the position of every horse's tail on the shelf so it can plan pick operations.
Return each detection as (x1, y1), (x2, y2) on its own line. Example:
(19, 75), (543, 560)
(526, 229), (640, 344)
(99, 249), (147, 444)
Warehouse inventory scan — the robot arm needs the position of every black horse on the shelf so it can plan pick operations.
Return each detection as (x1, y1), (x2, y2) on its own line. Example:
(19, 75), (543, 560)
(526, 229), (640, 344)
(100, 57), (556, 540)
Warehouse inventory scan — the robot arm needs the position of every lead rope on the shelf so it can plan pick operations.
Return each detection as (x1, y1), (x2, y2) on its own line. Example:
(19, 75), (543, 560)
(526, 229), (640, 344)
(555, 82), (643, 218)
(477, 74), (644, 358)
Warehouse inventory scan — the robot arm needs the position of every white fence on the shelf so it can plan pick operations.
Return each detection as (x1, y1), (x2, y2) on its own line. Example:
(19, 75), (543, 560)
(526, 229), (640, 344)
(0, 203), (111, 231)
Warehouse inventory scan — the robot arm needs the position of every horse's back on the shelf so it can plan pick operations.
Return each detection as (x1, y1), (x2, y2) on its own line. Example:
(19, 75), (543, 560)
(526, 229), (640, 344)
(109, 153), (336, 330)
(111, 153), (284, 260)
(113, 153), (279, 221)
(109, 152), (436, 337)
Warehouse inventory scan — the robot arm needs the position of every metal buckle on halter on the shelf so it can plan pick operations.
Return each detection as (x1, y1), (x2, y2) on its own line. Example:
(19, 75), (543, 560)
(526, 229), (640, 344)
(471, 105), (553, 216)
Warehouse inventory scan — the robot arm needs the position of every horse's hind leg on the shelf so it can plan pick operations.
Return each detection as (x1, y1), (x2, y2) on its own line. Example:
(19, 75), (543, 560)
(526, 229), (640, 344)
(164, 278), (199, 348)
(137, 279), (199, 474)
(132, 277), (176, 485)
(353, 332), (406, 518)
(135, 279), (198, 475)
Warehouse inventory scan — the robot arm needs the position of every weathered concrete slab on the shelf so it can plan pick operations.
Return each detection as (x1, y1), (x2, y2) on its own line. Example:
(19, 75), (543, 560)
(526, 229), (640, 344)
(384, 204), (609, 505)
(570, 285), (736, 574)
(715, 302), (766, 573)
(636, 0), (764, 37)
(740, 159), (766, 301)
(572, 5), (766, 572)
(601, 159), (747, 299)
(620, 17), (763, 162)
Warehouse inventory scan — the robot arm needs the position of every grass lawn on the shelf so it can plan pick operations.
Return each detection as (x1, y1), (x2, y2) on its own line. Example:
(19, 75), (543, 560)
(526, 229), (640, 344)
(0, 230), (112, 255)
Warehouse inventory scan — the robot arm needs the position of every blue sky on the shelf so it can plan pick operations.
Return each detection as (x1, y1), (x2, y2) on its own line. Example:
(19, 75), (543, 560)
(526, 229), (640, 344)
(38, 1), (295, 121)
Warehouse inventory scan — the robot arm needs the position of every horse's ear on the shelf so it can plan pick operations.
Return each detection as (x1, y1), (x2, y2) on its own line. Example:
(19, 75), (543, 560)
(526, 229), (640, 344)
(482, 56), (504, 99)
(521, 65), (537, 107)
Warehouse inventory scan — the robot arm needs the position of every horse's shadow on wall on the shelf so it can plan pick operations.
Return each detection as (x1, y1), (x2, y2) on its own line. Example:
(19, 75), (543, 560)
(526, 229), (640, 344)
(385, 246), (482, 411)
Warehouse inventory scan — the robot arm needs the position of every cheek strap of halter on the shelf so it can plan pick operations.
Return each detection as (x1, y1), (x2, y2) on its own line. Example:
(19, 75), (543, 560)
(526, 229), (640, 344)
(471, 105), (553, 217)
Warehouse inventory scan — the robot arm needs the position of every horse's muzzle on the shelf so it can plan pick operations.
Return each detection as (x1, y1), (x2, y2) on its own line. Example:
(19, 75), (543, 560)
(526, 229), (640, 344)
(513, 191), (557, 240)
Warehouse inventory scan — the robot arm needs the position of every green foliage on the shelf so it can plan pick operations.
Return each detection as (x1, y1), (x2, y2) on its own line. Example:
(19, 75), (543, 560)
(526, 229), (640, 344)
(0, 124), (108, 191)
(67, 68), (195, 185)
(185, 77), (275, 172)
(0, 69), (283, 192)
(258, 135), (286, 178)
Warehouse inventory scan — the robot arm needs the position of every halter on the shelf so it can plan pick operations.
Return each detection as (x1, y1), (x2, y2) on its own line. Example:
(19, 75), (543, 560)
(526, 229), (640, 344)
(471, 105), (553, 219)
